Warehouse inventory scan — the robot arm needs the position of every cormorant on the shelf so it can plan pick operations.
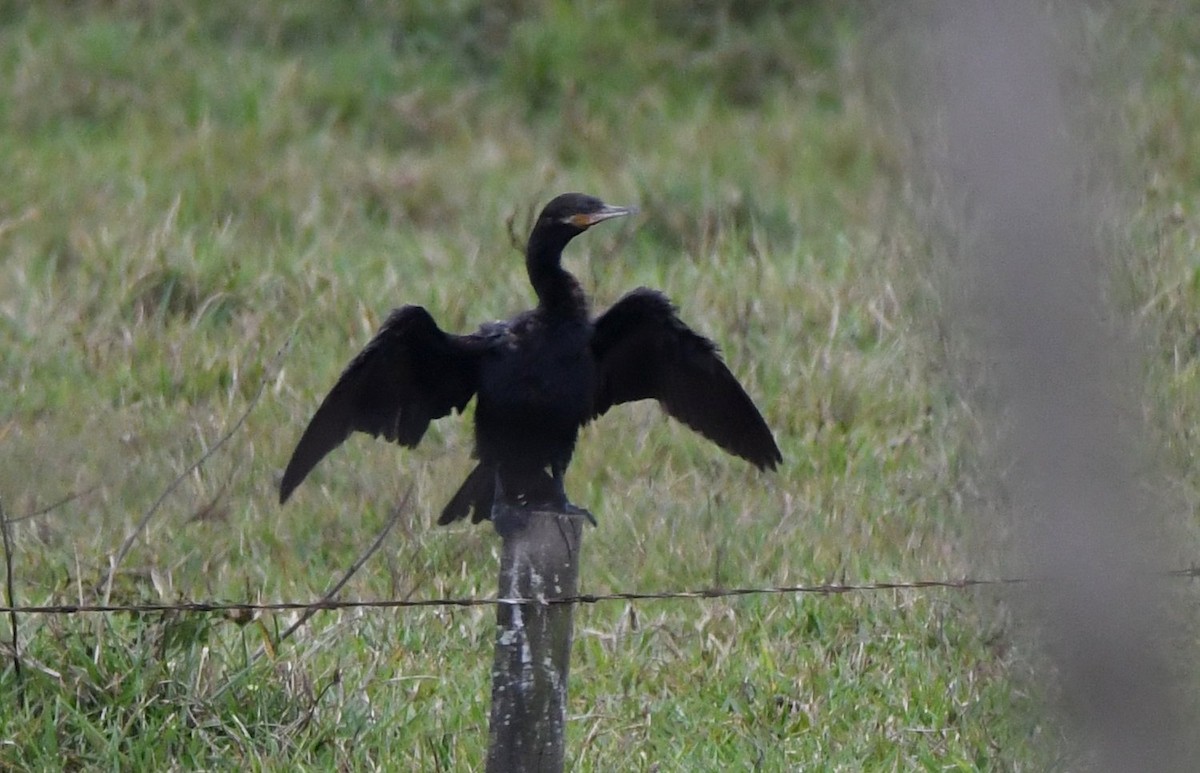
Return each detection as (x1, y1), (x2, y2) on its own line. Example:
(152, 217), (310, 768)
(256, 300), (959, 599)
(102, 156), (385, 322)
(279, 192), (781, 523)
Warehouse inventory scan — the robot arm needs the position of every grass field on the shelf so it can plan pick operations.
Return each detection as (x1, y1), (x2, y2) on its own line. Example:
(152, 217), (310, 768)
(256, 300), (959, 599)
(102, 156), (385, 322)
(1, 1), (1197, 769)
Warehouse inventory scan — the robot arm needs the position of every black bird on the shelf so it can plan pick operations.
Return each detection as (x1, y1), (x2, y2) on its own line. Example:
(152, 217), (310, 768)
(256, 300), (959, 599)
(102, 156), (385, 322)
(279, 193), (781, 523)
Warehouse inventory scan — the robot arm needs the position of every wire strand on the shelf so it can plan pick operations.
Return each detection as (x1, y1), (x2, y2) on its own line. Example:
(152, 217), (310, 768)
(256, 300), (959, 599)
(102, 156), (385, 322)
(3, 568), (1196, 616)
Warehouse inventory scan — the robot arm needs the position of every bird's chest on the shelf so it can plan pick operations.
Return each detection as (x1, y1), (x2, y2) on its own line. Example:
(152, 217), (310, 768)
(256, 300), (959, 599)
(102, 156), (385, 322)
(478, 321), (596, 421)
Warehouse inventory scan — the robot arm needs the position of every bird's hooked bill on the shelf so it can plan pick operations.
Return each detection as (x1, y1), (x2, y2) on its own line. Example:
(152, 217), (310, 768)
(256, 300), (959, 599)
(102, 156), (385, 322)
(570, 204), (639, 228)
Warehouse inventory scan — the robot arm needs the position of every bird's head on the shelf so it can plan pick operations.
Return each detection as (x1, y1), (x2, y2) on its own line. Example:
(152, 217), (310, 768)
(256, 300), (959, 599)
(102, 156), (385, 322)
(531, 193), (637, 247)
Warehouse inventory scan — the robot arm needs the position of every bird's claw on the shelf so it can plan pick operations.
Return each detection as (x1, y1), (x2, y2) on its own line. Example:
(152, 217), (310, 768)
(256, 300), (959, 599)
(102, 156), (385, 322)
(563, 502), (598, 527)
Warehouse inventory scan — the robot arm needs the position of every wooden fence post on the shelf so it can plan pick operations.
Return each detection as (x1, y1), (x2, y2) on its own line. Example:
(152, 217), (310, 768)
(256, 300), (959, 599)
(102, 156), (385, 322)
(485, 501), (584, 773)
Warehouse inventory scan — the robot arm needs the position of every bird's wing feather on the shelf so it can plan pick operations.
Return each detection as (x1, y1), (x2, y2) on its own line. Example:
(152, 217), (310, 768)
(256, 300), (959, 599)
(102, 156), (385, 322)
(279, 306), (489, 503)
(591, 288), (781, 469)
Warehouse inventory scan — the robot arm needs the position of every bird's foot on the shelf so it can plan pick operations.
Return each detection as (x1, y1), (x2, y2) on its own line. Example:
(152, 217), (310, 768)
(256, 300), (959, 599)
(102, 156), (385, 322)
(561, 501), (598, 527)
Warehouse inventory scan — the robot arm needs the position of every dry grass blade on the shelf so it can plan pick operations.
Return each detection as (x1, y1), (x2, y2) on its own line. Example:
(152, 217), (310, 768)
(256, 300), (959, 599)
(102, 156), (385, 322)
(98, 336), (292, 602)
(0, 499), (21, 704)
(268, 485), (413, 652)
(8, 484), (101, 524)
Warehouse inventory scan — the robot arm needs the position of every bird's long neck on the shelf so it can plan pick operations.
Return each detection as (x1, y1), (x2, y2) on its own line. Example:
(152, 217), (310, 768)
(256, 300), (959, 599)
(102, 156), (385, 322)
(526, 232), (589, 318)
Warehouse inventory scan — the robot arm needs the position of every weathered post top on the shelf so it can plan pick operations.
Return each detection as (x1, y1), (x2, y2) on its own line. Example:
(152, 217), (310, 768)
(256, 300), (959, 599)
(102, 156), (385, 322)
(485, 502), (585, 773)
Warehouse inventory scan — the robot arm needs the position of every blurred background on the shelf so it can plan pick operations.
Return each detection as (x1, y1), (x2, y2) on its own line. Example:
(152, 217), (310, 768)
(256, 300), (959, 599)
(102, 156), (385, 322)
(1, 1), (1198, 768)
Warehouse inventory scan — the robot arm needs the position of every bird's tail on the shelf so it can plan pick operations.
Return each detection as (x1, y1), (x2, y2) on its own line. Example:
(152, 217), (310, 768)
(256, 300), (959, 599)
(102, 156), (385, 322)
(438, 463), (496, 525)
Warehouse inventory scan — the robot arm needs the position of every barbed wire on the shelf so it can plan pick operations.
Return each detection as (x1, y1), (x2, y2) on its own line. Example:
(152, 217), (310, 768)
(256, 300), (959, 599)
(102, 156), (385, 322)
(1, 568), (1196, 616)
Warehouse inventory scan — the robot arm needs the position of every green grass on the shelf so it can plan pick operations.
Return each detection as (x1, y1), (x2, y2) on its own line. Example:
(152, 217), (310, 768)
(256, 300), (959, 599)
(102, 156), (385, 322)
(0, 1), (1196, 769)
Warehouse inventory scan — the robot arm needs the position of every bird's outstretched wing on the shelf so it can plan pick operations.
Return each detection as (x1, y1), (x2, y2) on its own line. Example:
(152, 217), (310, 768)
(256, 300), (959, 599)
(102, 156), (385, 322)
(591, 288), (782, 469)
(280, 306), (490, 503)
